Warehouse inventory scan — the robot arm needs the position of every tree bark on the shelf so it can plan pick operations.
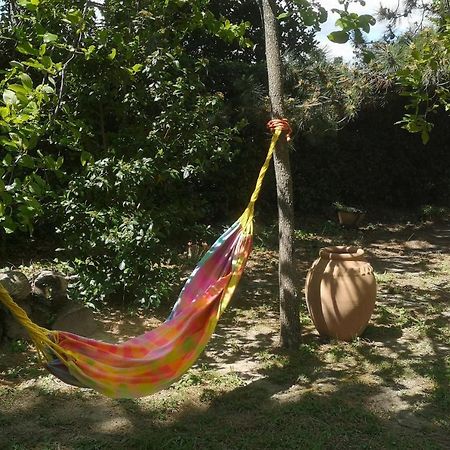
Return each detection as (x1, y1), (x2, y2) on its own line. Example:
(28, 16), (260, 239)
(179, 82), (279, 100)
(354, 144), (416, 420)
(260, 0), (300, 349)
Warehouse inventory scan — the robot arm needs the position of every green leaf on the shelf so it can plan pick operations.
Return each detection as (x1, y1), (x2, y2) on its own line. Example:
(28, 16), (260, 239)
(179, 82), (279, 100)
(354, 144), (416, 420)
(0, 138), (17, 151)
(83, 45), (96, 60)
(19, 154), (35, 169)
(301, 10), (317, 27)
(43, 32), (58, 43)
(41, 55), (53, 69)
(0, 107), (9, 119)
(19, 73), (33, 89)
(127, 63), (143, 75)
(360, 22), (370, 33)
(359, 14), (376, 26)
(22, 59), (45, 71)
(10, 61), (24, 70)
(3, 90), (18, 106)
(108, 48), (117, 60)
(55, 156), (64, 169)
(40, 84), (54, 94)
(17, 0), (39, 12)
(318, 7), (328, 24)
(421, 129), (430, 144)
(65, 9), (83, 25)
(354, 29), (364, 45)
(7, 84), (28, 96)
(27, 133), (38, 150)
(277, 12), (290, 20)
(16, 41), (39, 56)
(1, 191), (12, 205)
(328, 31), (350, 44)
(2, 216), (17, 234)
(81, 150), (93, 166)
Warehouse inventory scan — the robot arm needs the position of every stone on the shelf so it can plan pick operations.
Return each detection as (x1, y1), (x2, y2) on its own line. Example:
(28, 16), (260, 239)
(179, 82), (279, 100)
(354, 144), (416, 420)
(30, 295), (53, 327)
(51, 303), (98, 337)
(4, 318), (30, 340)
(33, 270), (69, 309)
(2, 296), (33, 341)
(0, 271), (31, 301)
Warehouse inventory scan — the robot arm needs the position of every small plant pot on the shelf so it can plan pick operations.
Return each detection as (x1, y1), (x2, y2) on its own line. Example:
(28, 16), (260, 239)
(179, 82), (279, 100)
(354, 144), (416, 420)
(305, 246), (377, 341)
(337, 210), (365, 228)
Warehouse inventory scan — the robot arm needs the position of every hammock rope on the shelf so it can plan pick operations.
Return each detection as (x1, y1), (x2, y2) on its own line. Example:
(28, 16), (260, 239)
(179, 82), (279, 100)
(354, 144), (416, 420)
(0, 119), (291, 398)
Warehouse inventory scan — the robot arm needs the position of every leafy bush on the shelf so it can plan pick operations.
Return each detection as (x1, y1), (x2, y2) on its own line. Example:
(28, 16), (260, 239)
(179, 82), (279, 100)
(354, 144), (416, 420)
(420, 205), (449, 221)
(59, 157), (173, 305)
(1, 0), (249, 306)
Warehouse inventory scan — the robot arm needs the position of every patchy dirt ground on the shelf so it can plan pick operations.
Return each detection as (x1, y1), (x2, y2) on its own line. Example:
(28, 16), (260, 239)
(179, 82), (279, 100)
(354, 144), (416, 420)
(0, 219), (449, 450)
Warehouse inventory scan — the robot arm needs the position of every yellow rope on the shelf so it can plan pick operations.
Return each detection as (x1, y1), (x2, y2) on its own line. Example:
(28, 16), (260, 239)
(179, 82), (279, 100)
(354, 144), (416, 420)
(239, 128), (281, 233)
(0, 284), (68, 363)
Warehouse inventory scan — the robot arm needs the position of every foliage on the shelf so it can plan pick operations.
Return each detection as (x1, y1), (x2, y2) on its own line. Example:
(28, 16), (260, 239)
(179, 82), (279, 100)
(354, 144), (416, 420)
(0, 0), (76, 234)
(420, 204), (449, 220)
(358, 0), (450, 142)
(333, 202), (364, 214)
(363, 20), (450, 144)
(395, 21), (450, 143)
(279, 0), (328, 32)
(326, 0), (450, 143)
(0, 0), (249, 305)
(328, 0), (375, 45)
(327, 0), (376, 63)
(291, 95), (450, 212)
(283, 49), (375, 134)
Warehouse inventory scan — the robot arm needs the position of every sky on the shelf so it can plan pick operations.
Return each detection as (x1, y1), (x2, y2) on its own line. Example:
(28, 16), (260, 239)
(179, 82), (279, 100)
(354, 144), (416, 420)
(316, 0), (427, 61)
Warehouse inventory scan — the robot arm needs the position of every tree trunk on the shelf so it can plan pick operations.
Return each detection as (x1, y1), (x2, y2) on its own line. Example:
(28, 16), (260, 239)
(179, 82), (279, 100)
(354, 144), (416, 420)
(260, 0), (300, 349)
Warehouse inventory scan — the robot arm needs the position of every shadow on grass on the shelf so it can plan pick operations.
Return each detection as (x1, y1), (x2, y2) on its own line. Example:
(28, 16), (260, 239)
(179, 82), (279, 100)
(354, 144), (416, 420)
(1, 219), (449, 449)
(1, 277), (448, 450)
(1, 343), (448, 450)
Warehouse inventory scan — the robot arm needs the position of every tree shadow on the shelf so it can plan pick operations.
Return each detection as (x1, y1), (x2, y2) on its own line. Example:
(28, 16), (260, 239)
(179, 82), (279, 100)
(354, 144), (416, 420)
(1, 341), (448, 450)
(1, 219), (449, 449)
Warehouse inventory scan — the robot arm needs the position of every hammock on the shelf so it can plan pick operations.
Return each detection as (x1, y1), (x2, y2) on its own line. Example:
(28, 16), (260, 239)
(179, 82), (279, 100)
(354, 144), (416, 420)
(0, 120), (291, 398)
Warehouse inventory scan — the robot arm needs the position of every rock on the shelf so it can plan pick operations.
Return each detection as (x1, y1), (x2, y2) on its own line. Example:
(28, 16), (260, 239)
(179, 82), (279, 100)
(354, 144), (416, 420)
(33, 270), (69, 309)
(51, 303), (98, 337)
(4, 318), (30, 340)
(2, 296), (33, 340)
(0, 271), (31, 301)
(30, 295), (53, 327)
(0, 269), (96, 340)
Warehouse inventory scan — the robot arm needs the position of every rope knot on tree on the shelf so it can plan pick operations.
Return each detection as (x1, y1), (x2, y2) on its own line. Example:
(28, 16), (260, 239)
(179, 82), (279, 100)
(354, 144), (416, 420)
(267, 118), (293, 141)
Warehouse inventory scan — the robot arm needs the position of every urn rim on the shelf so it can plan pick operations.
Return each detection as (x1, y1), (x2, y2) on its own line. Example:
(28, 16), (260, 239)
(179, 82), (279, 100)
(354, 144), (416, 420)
(319, 246), (365, 261)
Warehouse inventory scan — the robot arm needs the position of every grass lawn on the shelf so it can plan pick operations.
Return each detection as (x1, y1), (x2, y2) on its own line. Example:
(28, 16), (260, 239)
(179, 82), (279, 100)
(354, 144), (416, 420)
(0, 218), (449, 450)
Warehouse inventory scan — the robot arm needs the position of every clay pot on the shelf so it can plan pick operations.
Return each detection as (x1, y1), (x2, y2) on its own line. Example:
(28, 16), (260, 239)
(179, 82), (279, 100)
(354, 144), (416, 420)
(337, 210), (365, 228)
(305, 246), (376, 341)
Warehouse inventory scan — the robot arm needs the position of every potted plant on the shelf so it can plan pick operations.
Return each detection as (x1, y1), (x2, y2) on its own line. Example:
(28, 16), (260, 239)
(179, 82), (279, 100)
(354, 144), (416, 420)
(333, 202), (365, 228)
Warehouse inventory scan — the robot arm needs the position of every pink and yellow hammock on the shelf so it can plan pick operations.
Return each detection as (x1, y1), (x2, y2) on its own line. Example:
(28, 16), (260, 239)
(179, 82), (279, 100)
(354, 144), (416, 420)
(0, 122), (290, 398)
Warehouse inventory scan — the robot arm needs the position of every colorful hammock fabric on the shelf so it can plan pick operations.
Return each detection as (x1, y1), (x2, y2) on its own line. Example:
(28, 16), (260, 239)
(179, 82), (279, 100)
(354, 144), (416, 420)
(0, 121), (289, 398)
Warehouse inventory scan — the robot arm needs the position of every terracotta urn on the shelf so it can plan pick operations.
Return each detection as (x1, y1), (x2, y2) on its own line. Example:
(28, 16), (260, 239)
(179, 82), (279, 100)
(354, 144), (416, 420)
(305, 246), (376, 341)
(337, 210), (365, 228)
